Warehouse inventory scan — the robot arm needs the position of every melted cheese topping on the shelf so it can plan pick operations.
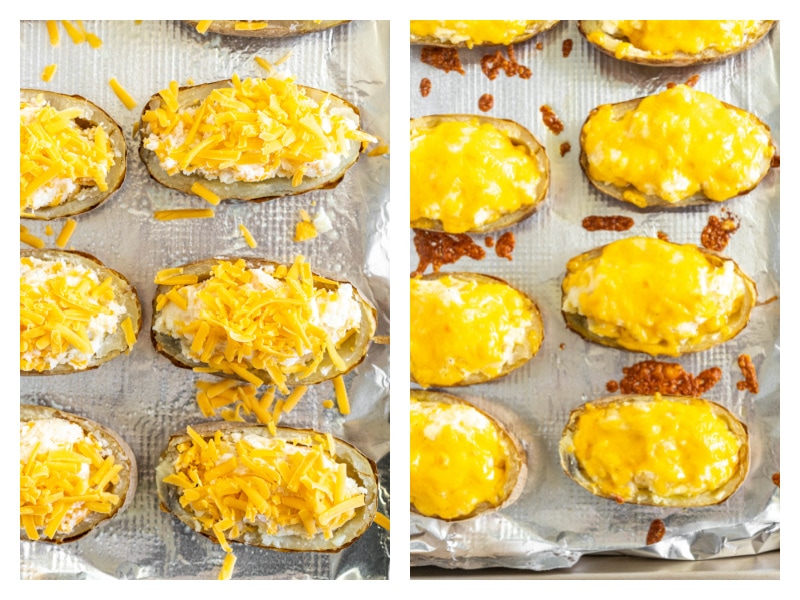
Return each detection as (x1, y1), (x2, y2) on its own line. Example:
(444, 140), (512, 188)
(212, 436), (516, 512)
(20, 256), (126, 372)
(20, 417), (123, 540)
(20, 95), (115, 211)
(152, 257), (362, 394)
(568, 395), (743, 501)
(410, 120), (543, 232)
(582, 85), (773, 205)
(562, 237), (746, 356)
(410, 20), (532, 48)
(162, 427), (366, 546)
(410, 276), (541, 387)
(410, 399), (512, 519)
(142, 74), (372, 186)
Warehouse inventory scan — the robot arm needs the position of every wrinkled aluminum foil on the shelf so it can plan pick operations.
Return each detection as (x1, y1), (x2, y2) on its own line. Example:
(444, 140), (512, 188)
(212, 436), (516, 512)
(20, 19), (389, 580)
(410, 20), (779, 571)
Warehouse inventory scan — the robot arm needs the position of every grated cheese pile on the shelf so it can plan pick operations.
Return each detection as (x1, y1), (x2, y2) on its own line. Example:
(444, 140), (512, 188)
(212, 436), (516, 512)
(141, 74), (373, 186)
(20, 256), (127, 372)
(152, 256), (362, 394)
(20, 417), (122, 540)
(20, 95), (116, 211)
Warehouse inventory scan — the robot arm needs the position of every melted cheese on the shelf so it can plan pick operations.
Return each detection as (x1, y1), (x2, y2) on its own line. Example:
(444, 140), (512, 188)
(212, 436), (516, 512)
(569, 394), (743, 501)
(582, 85), (773, 204)
(410, 276), (541, 387)
(562, 237), (746, 356)
(411, 120), (543, 232)
(410, 20), (532, 48)
(410, 399), (512, 519)
(20, 94), (116, 211)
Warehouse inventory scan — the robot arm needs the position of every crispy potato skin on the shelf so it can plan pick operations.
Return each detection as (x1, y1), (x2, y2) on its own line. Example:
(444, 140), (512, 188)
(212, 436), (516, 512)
(20, 404), (138, 543)
(410, 20), (559, 47)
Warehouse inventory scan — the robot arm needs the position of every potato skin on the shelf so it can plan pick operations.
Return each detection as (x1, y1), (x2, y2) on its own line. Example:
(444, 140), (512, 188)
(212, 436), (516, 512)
(559, 395), (749, 507)
(410, 114), (550, 233)
(20, 249), (142, 376)
(156, 422), (378, 552)
(20, 404), (138, 543)
(20, 89), (127, 220)
(577, 20), (776, 66)
(410, 20), (559, 47)
(185, 20), (349, 38)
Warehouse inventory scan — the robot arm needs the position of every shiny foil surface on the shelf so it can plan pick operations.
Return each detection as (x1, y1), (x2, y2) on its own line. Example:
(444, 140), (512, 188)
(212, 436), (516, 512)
(20, 20), (389, 580)
(410, 20), (779, 571)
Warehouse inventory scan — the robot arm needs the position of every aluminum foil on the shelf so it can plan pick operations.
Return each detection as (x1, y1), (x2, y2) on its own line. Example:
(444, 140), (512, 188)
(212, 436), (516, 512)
(20, 19), (390, 580)
(410, 20), (779, 570)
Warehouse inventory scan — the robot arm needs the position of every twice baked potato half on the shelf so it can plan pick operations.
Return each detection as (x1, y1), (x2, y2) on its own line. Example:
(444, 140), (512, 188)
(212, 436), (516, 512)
(561, 236), (757, 357)
(151, 256), (377, 393)
(580, 84), (775, 209)
(410, 115), (549, 233)
(410, 390), (526, 520)
(138, 76), (372, 202)
(156, 422), (378, 553)
(410, 272), (543, 387)
(21, 89), (127, 220)
(410, 20), (559, 48)
(578, 20), (776, 66)
(559, 394), (749, 507)
(20, 404), (137, 543)
(20, 249), (142, 375)
(186, 20), (349, 37)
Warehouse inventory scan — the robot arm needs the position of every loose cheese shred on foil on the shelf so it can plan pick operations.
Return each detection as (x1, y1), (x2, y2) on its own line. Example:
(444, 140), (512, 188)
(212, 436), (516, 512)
(41, 64), (57, 82)
(20, 226), (44, 249)
(154, 208), (214, 221)
(55, 219), (77, 248)
(109, 77), (137, 110)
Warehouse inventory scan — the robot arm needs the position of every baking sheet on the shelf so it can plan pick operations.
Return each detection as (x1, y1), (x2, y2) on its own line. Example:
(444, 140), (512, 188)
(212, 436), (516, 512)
(20, 19), (390, 580)
(409, 20), (779, 570)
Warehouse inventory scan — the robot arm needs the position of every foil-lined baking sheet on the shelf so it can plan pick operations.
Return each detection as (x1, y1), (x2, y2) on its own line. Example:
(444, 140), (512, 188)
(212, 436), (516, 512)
(20, 19), (389, 580)
(410, 21), (779, 570)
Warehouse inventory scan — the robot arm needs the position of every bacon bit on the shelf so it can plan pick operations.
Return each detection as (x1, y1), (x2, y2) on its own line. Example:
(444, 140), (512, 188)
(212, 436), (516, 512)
(736, 354), (759, 394)
(685, 74), (700, 87)
(495, 231), (515, 260)
(582, 215), (634, 232)
(484, 236), (494, 248)
(606, 380), (620, 393)
(701, 211), (740, 252)
(657, 231), (670, 241)
(480, 45), (531, 80)
(612, 360), (722, 396)
(478, 93), (494, 112)
(646, 519), (666, 545)
(562, 38), (573, 57)
(612, 495), (625, 504)
(771, 155), (780, 168)
(560, 142), (571, 157)
(421, 46), (465, 75)
(420, 78), (432, 97)
(535, 42), (543, 50)
(540, 104), (564, 135)
(772, 473), (780, 487)
(559, 343), (566, 350)
(666, 82), (677, 89)
(412, 229), (485, 276)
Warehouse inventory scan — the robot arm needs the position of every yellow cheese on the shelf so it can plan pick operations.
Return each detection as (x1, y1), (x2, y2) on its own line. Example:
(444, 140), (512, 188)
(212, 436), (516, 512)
(196, 20), (213, 34)
(255, 56), (275, 74)
(611, 20), (763, 56)
(154, 208), (215, 220)
(218, 552), (236, 580)
(41, 64), (57, 82)
(46, 21), (59, 46)
(55, 218), (77, 248)
(20, 226), (45, 249)
(333, 376), (350, 415)
(61, 20), (85, 44)
(238, 224), (257, 248)
(373, 512), (390, 531)
(235, 21), (267, 31)
(109, 77), (137, 110)
(410, 20), (532, 48)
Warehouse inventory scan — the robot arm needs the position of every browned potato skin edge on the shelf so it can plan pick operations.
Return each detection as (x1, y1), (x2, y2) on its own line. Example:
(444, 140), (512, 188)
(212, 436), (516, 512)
(410, 20), (560, 47)
(20, 404), (138, 543)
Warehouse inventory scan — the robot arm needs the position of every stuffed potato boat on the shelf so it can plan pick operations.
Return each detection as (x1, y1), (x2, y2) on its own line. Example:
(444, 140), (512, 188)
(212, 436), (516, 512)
(410, 115), (549, 233)
(578, 20), (776, 66)
(186, 20), (349, 38)
(561, 237), (757, 356)
(20, 249), (142, 375)
(580, 84), (775, 208)
(410, 272), (543, 387)
(156, 422), (378, 553)
(559, 394), (749, 507)
(151, 256), (377, 393)
(410, 20), (559, 48)
(20, 404), (137, 543)
(20, 89), (127, 220)
(410, 390), (526, 520)
(139, 75), (373, 202)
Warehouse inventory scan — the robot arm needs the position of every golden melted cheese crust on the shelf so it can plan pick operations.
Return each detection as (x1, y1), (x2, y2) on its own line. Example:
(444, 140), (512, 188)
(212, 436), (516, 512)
(410, 20), (532, 48)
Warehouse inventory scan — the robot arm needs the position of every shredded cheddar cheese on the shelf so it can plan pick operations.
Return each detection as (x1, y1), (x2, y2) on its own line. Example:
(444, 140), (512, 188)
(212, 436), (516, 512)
(61, 20), (85, 44)
(154, 208), (214, 221)
(196, 20), (213, 34)
(109, 77), (138, 110)
(218, 551), (236, 580)
(238, 224), (257, 248)
(333, 376), (350, 415)
(55, 218), (77, 248)
(41, 64), (57, 82)
(190, 181), (221, 206)
(235, 21), (268, 31)
(46, 21), (59, 46)
(20, 226), (45, 249)
(374, 512), (390, 531)
(255, 56), (275, 74)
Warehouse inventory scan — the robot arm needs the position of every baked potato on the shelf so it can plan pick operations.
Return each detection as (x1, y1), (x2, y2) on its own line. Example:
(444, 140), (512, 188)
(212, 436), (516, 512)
(410, 272), (544, 387)
(580, 84), (775, 208)
(21, 89), (127, 220)
(559, 394), (749, 507)
(20, 404), (138, 543)
(578, 20), (776, 66)
(151, 256), (377, 393)
(20, 249), (142, 375)
(410, 390), (526, 520)
(138, 76), (372, 202)
(410, 20), (559, 48)
(156, 421), (378, 552)
(561, 236), (757, 356)
(410, 115), (549, 233)
(185, 20), (349, 38)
